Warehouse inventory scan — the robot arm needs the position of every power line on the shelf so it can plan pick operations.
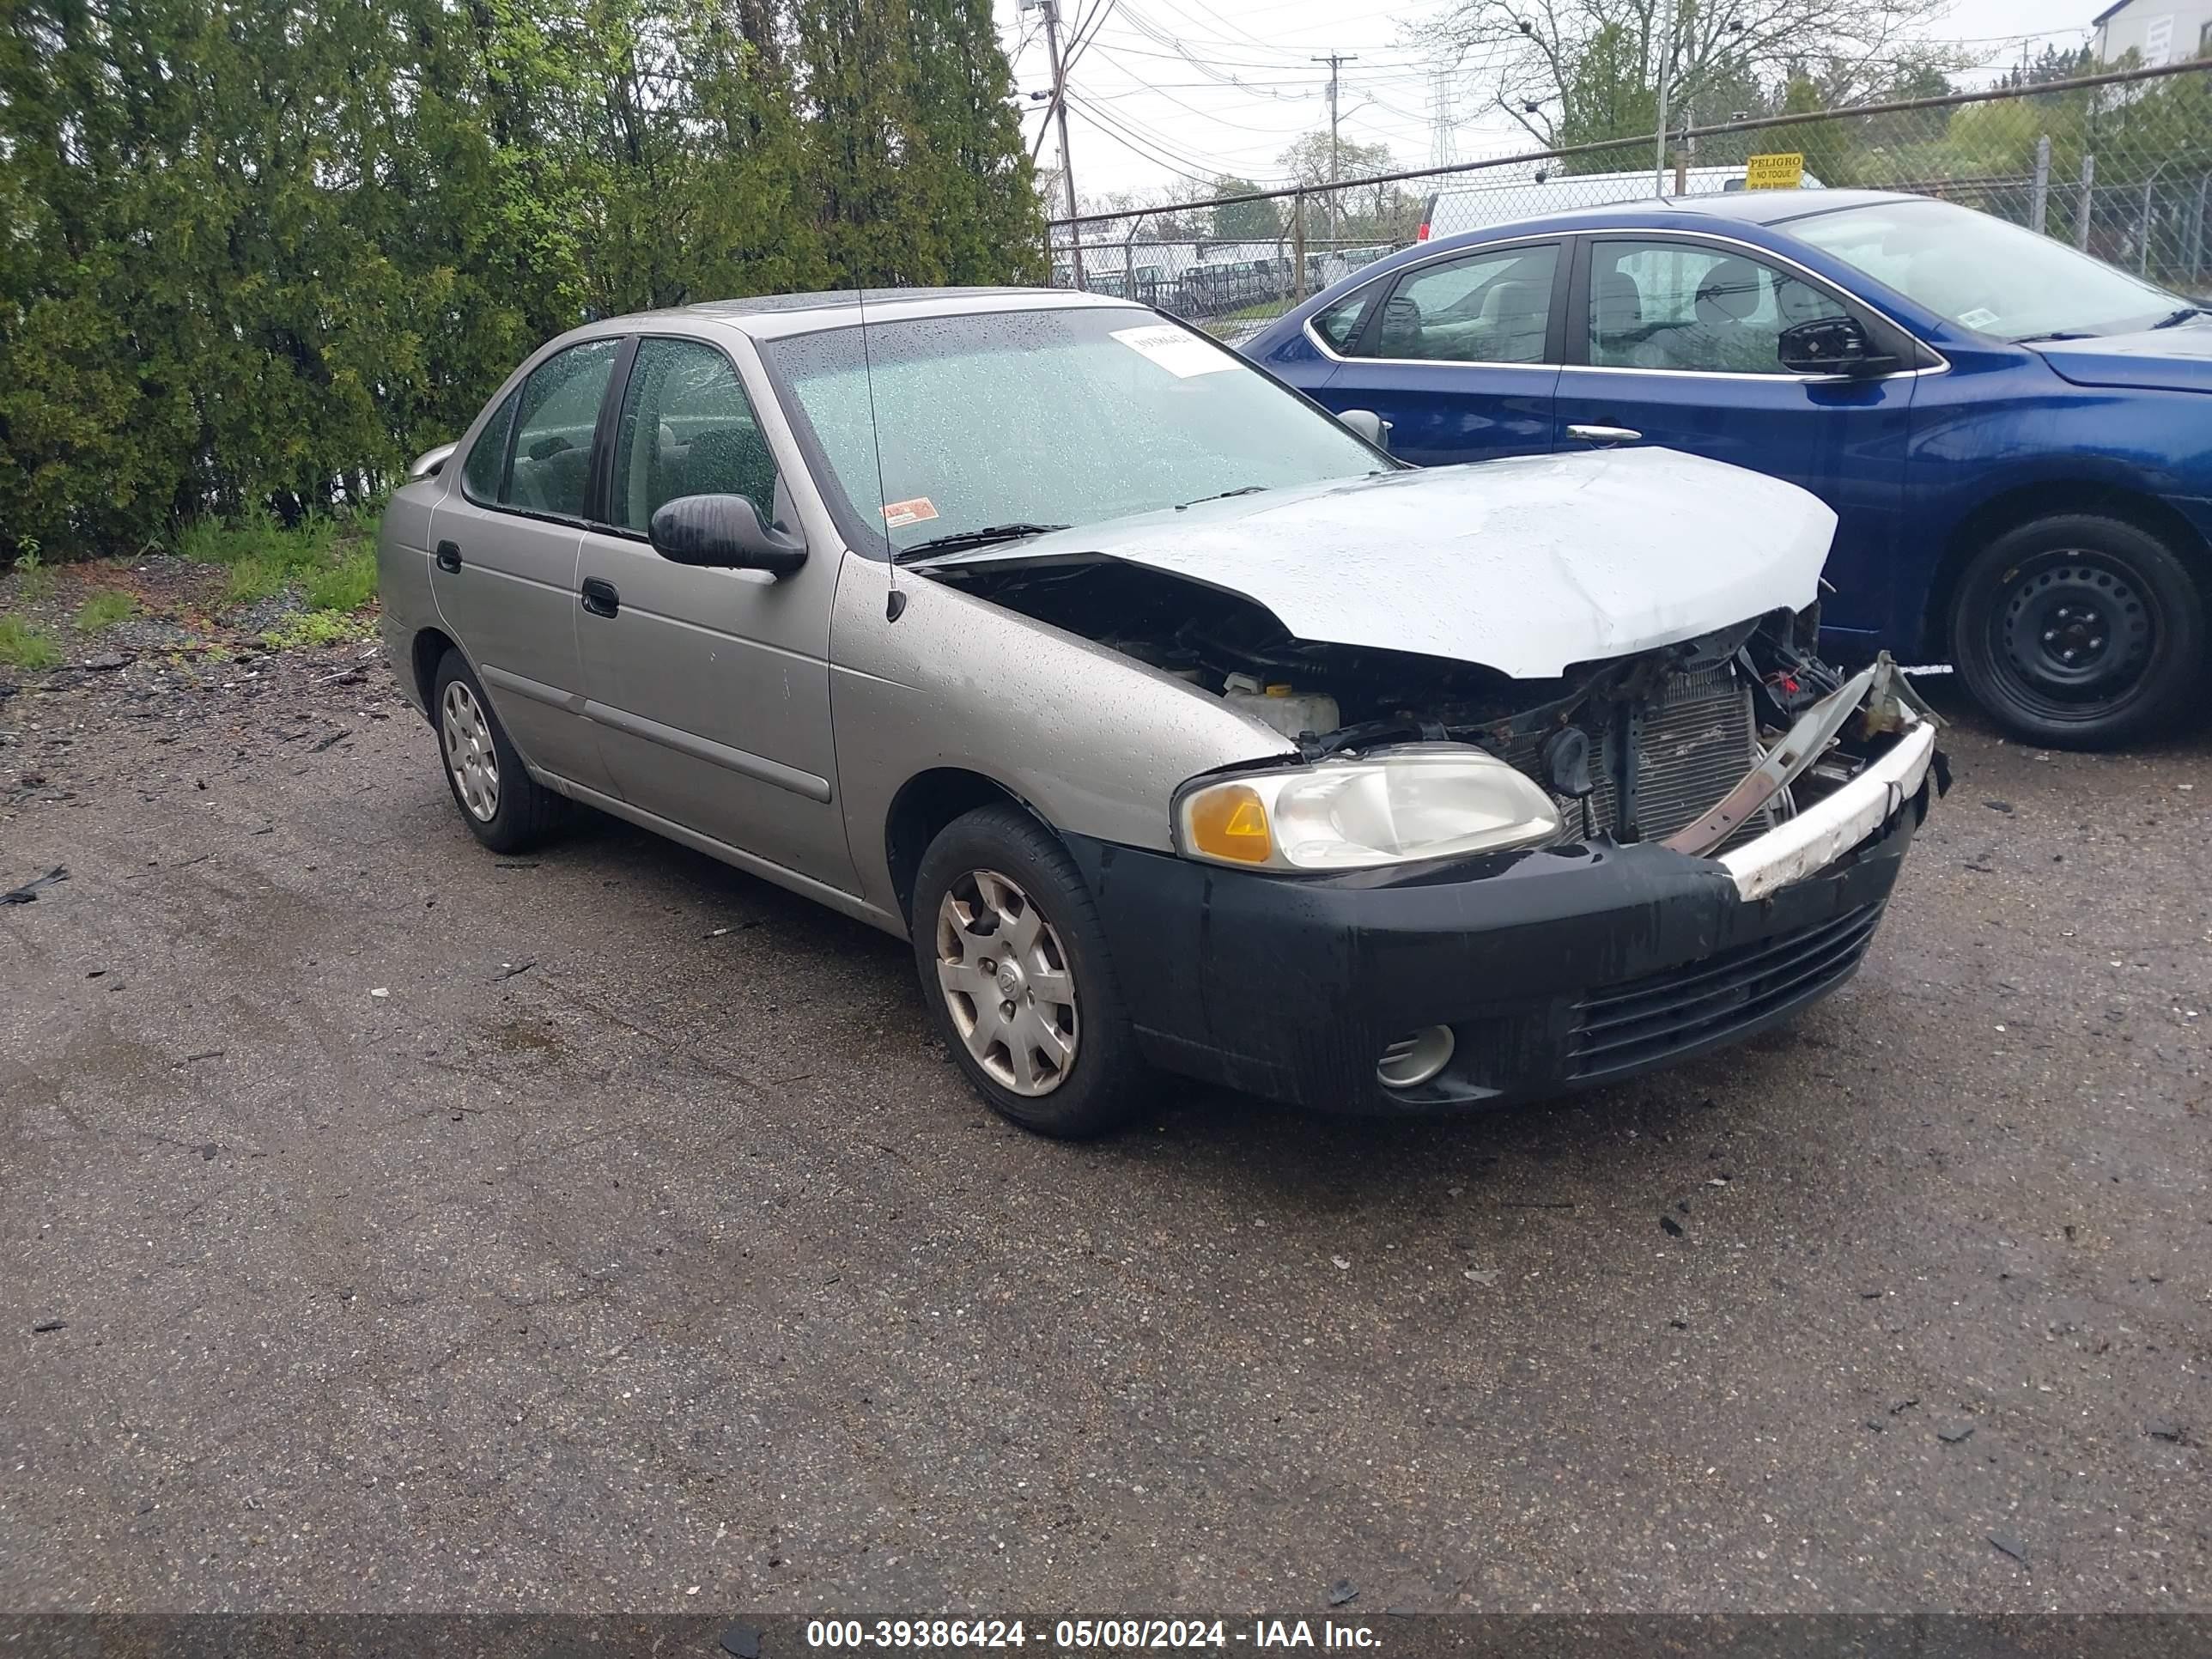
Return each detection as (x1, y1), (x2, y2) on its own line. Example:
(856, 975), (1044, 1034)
(1084, 50), (1318, 131)
(1097, 106), (1298, 172)
(1069, 89), (1275, 173)
(1144, 0), (1278, 52)
(1109, 4), (1431, 69)
(1067, 90), (1289, 185)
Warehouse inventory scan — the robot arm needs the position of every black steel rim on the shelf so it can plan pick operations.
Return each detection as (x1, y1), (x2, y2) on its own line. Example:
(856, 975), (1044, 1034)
(1984, 550), (2158, 727)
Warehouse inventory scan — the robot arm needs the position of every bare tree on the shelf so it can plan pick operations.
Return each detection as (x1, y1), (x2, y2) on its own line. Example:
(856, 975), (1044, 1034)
(1418, 0), (1954, 150)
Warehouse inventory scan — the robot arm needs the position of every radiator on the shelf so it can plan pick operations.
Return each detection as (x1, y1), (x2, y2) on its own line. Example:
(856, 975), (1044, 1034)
(1512, 665), (1770, 850)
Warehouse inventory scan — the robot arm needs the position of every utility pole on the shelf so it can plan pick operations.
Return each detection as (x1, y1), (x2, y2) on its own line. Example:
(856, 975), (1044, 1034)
(1654, 5), (1741, 198)
(1312, 52), (1357, 246)
(1029, 0), (1084, 287)
(1651, 2), (1676, 195)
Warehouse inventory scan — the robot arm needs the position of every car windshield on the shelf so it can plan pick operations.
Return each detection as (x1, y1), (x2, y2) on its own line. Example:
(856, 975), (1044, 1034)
(761, 304), (1386, 556)
(1790, 198), (2186, 343)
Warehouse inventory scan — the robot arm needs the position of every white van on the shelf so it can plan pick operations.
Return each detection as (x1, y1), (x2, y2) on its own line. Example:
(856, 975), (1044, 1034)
(1417, 164), (1823, 243)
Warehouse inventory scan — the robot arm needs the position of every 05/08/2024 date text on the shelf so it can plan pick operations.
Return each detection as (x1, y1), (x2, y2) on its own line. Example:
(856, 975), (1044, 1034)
(805, 1618), (1383, 1650)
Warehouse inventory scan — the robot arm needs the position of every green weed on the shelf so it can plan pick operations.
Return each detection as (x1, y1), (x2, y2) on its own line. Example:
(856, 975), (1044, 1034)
(222, 553), (289, 605)
(306, 546), (377, 612)
(179, 507), (379, 612)
(73, 591), (140, 632)
(0, 614), (63, 670)
(261, 611), (375, 651)
(13, 541), (56, 602)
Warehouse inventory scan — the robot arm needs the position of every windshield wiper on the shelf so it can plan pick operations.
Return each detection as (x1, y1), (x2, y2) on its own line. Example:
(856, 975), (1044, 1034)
(1176, 483), (1267, 509)
(2151, 305), (2209, 329)
(896, 522), (1069, 560)
(2011, 330), (2096, 343)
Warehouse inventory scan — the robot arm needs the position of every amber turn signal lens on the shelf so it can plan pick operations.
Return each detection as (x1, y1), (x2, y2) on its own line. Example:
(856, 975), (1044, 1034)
(1184, 783), (1273, 864)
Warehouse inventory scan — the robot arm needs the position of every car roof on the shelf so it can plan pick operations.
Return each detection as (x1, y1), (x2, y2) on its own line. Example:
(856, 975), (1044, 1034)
(1650, 187), (1923, 226)
(1418, 187), (1922, 247)
(609, 285), (1143, 342)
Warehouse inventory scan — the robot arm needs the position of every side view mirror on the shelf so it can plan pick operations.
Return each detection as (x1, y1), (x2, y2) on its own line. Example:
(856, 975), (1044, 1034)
(408, 441), (457, 481)
(1778, 315), (1893, 376)
(1338, 408), (1393, 451)
(648, 493), (807, 576)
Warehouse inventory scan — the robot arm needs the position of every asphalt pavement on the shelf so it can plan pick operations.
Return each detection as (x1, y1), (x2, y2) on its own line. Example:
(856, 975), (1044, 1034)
(1, 649), (2205, 1614)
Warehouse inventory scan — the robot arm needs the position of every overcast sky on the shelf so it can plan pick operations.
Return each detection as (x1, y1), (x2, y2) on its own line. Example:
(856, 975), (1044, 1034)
(1000, 0), (2111, 204)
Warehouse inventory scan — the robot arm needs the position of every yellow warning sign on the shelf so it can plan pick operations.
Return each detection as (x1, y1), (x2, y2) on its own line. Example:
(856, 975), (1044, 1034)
(1744, 152), (1805, 191)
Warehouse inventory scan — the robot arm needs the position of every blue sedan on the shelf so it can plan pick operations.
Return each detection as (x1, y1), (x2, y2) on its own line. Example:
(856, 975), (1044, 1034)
(1242, 190), (2212, 747)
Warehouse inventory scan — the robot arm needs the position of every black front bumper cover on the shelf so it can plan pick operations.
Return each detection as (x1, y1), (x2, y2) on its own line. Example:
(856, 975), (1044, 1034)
(1064, 781), (1928, 1115)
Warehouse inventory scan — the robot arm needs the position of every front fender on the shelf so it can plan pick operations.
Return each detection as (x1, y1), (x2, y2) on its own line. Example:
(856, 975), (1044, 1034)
(827, 556), (1295, 922)
(1894, 369), (2212, 647)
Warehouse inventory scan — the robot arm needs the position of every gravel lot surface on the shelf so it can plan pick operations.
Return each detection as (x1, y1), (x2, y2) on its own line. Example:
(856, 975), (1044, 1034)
(1, 642), (2206, 1615)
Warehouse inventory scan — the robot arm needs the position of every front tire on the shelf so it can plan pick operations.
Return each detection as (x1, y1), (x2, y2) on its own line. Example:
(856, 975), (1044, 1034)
(431, 647), (566, 853)
(1950, 514), (2205, 749)
(911, 805), (1151, 1139)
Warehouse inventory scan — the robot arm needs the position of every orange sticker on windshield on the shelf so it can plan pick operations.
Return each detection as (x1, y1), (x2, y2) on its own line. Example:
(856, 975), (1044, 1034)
(882, 496), (939, 528)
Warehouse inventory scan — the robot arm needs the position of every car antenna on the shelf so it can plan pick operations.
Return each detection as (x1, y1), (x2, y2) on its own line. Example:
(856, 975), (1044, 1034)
(854, 279), (905, 623)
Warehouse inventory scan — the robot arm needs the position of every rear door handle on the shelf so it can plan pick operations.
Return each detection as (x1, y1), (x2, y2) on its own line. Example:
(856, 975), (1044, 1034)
(580, 577), (620, 619)
(435, 539), (463, 573)
(1566, 423), (1642, 445)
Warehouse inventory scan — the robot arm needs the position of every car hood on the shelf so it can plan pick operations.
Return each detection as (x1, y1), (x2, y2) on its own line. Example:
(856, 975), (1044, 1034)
(2032, 321), (2212, 392)
(914, 448), (1835, 680)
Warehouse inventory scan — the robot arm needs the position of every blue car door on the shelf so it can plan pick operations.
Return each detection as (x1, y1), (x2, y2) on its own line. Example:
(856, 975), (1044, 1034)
(1551, 234), (1918, 641)
(1297, 239), (1567, 467)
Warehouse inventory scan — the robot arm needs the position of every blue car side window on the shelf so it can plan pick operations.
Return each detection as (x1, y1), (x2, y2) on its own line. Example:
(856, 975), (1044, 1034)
(1311, 291), (1374, 354)
(1357, 246), (1559, 364)
(1589, 241), (1847, 375)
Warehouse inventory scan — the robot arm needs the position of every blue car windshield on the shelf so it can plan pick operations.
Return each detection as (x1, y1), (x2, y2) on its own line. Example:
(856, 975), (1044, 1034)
(760, 304), (1386, 558)
(1791, 198), (2186, 343)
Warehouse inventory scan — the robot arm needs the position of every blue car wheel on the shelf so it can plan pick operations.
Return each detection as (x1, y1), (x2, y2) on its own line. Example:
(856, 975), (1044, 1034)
(1951, 514), (2206, 750)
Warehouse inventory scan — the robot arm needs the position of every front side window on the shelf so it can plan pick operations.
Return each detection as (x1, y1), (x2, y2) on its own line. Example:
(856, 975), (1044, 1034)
(609, 337), (780, 532)
(460, 389), (519, 502)
(763, 306), (1386, 558)
(1789, 198), (2187, 342)
(1587, 240), (1850, 374)
(1362, 244), (1558, 363)
(504, 338), (620, 520)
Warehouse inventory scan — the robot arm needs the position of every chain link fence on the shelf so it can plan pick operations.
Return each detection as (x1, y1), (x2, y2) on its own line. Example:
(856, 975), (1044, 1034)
(1048, 59), (2212, 340)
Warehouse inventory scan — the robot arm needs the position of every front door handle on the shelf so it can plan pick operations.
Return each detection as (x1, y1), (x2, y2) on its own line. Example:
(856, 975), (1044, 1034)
(580, 578), (620, 619)
(435, 539), (462, 573)
(1566, 423), (1643, 445)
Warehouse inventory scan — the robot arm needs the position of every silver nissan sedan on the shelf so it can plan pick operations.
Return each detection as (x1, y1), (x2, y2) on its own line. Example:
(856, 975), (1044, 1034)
(378, 287), (1942, 1138)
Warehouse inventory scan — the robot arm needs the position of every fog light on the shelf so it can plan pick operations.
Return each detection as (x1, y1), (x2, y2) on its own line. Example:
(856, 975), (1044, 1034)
(1376, 1024), (1455, 1089)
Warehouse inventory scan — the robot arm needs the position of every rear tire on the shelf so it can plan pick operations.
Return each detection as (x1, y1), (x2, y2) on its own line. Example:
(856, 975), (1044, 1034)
(431, 647), (566, 853)
(1949, 514), (2204, 749)
(911, 805), (1152, 1139)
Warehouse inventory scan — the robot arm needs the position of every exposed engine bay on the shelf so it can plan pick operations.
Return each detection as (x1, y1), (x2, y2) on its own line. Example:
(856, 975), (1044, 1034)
(931, 557), (1941, 854)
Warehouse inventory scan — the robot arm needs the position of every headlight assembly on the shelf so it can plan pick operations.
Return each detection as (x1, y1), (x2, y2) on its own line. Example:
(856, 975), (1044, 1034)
(1174, 744), (1559, 872)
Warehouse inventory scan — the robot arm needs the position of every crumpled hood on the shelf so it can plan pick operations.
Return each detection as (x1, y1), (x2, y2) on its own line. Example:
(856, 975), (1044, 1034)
(2033, 321), (2212, 392)
(917, 447), (1836, 679)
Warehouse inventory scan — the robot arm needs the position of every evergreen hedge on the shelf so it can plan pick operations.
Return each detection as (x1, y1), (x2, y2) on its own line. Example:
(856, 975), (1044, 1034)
(1, 0), (1046, 558)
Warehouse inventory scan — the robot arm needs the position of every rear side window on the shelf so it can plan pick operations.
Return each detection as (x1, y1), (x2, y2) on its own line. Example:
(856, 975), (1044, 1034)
(460, 390), (518, 502)
(1362, 244), (1559, 364)
(1311, 291), (1373, 353)
(504, 339), (621, 520)
(609, 337), (781, 531)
